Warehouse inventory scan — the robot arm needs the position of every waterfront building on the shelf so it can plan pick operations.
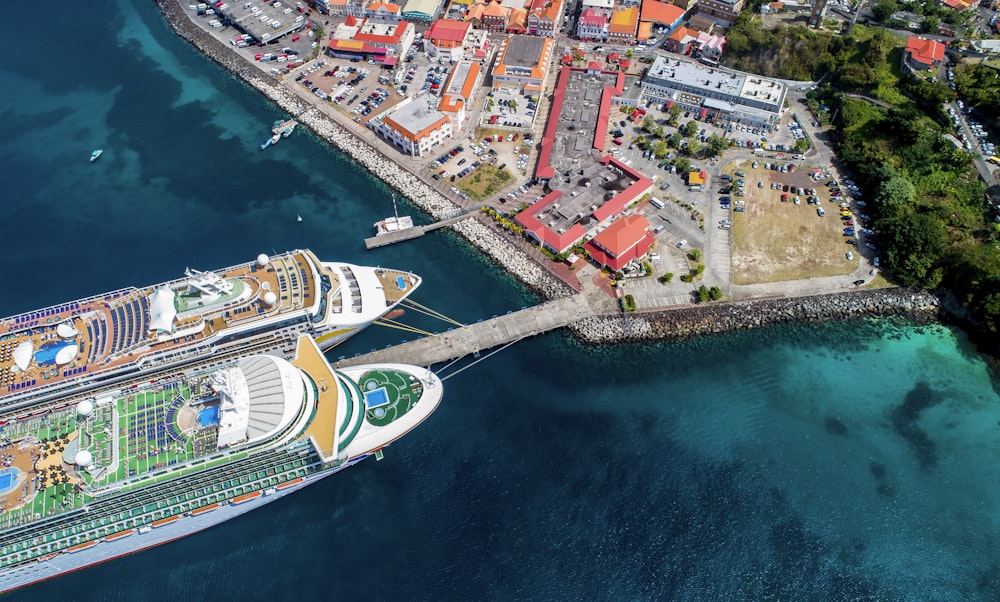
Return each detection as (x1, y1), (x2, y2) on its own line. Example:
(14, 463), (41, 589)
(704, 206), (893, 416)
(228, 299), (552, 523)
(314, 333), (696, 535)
(640, 54), (786, 127)
(370, 94), (454, 157)
(696, 0), (745, 24)
(327, 15), (416, 62)
(491, 35), (555, 92)
(583, 214), (655, 271)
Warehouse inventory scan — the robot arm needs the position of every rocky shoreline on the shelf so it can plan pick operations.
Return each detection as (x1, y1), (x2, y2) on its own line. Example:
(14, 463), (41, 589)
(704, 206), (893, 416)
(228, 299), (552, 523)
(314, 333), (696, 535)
(154, 1), (970, 351)
(569, 288), (942, 343)
(154, 0), (572, 302)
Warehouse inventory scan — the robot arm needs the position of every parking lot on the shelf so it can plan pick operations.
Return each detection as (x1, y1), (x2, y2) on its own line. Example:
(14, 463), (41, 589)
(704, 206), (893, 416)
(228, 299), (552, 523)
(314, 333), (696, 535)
(427, 131), (540, 203)
(480, 88), (539, 131)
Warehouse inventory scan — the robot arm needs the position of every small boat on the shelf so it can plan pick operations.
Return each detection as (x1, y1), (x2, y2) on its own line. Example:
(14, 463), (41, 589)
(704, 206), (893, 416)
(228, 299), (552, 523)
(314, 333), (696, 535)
(374, 196), (414, 236)
(296, 214), (302, 222)
(282, 123), (297, 138)
(89, 149), (103, 162)
(260, 138), (273, 150)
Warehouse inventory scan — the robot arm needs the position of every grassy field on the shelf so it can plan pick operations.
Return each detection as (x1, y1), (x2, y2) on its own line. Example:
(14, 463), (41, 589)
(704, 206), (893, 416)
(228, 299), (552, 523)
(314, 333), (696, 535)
(729, 160), (860, 285)
(458, 164), (511, 201)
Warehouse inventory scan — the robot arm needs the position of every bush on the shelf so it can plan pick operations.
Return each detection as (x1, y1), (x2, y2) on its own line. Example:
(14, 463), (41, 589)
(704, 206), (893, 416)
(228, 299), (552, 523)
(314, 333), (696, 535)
(659, 272), (674, 284)
(622, 295), (637, 312)
(679, 273), (694, 283)
(688, 249), (702, 262)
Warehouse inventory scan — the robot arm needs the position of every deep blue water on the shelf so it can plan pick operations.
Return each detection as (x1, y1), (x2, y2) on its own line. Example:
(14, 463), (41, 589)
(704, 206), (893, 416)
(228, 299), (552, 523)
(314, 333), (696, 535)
(3, 2), (1000, 600)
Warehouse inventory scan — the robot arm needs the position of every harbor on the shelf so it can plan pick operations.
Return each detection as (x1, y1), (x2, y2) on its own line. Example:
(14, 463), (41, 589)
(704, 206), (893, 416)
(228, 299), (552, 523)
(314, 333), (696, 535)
(364, 210), (480, 249)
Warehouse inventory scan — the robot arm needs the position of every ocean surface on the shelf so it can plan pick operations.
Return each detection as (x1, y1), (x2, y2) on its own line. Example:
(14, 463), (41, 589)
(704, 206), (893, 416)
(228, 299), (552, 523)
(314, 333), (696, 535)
(3, 2), (1000, 600)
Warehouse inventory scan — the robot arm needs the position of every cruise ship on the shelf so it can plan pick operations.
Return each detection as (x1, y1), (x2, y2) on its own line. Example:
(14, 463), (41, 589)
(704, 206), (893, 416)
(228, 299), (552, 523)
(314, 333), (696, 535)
(0, 334), (443, 593)
(0, 249), (420, 415)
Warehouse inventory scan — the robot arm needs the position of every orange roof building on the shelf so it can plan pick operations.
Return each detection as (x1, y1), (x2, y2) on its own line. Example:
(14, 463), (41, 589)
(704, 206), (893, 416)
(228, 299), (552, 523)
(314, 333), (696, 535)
(491, 35), (555, 92)
(527, 0), (565, 37)
(327, 17), (416, 60)
(904, 36), (945, 70)
(608, 7), (640, 44)
(426, 18), (472, 50)
(482, 1), (512, 31)
(372, 94), (454, 157)
(367, 2), (402, 20)
(584, 214), (656, 271)
(437, 60), (483, 126)
(640, 0), (687, 34)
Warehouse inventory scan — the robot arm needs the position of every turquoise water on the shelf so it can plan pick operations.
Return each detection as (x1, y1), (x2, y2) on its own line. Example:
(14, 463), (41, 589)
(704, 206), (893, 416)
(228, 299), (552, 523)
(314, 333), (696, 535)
(2, 2), (1000, 599)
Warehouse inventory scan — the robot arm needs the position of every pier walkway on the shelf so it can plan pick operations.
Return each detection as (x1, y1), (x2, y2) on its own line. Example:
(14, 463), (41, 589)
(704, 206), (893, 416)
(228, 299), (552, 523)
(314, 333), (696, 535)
(364, 210), (480, 249)
(335, 294), (594, 367)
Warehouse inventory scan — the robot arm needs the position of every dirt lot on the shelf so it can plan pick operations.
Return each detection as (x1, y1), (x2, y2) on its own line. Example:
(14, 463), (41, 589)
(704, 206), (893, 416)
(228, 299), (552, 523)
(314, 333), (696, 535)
(728, 159), (859, 284)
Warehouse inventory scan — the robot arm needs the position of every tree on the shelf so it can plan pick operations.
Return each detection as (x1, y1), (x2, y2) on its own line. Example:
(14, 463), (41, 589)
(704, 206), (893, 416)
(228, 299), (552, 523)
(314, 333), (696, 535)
(874, 175), (916, 217)
(706, 134), (729, 157)
(708, 286), (723, 301)
(697, 285), (710, 302)
(508, 100), (518, 112)
(659, 272), (675, 284)
(923, 15), (939, 34)
(688, 248), (702, 261)
(654, 125), (665, 139)
(652, 140), (669, 159)
(668, 132), (683, 149)
(878, 212), (947, 287)
(683, 120), (699, 137)
(674, 156), (691, 174)
(794, 138), (810, 153)
(872, 0), (899, 22)
(642, 116), (656, 132)
(686, 138), (703, 157)
(625, 49), (634, 59)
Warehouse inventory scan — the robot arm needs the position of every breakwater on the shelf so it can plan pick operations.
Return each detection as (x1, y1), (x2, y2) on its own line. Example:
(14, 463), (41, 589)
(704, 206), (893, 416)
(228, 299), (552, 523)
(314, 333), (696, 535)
(572, 288), (941, 344)
(154, 0), (572, 302)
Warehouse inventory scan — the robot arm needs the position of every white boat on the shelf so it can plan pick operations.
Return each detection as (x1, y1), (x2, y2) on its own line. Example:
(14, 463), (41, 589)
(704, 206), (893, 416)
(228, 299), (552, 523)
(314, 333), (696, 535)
(374, 196), (414, 236)
(89, 149), (103, 162)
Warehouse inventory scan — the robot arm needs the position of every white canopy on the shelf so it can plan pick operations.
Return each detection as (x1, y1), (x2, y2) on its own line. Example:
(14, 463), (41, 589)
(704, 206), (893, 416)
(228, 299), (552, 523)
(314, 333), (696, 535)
(56, 323), (80, 338)
(148, 287), (177, 333)
(55, 344), (78, 366)
(13, 341), (33, 371)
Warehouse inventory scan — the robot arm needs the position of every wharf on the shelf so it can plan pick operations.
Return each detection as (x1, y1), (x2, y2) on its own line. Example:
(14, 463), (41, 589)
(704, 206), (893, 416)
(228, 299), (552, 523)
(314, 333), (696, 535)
(272, 119), (298, 134)
(335, 294), (594, 367)
(364, 211), (478, 249)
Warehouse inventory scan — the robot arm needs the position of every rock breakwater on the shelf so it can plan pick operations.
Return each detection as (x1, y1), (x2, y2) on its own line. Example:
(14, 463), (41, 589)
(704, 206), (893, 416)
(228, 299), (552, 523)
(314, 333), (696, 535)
(571, 288), (941, 344)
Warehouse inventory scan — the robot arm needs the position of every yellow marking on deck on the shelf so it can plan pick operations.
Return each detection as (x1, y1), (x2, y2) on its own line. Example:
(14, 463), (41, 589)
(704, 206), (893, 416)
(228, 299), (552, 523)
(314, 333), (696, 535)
(316, 328), (355, 343)
(289, 335), (340, 461)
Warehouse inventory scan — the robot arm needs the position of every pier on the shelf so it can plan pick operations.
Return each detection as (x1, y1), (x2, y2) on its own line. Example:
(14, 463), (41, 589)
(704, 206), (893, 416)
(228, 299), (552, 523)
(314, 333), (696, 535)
(335, 294), (594, 367)
(364, 211), (479, 249)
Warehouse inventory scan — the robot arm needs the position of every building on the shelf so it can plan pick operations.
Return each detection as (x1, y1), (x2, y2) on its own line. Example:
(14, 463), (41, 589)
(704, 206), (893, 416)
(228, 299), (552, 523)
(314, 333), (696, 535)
(526, 0), (564, 37)
(903, 36), (945, 71)
(491, 35), (555, 92)
(639, 0), (687, 35)
(665, 25), (699, 53)
(581, 0), (615, 16)
(941, 0), (977, 9)
(640, 54), (787, 126)
(577, 8), (610, 40)
(402, 0), (443, 21)
(482, 0), (512, 30)
(808, 0), (828, 27)
(437, 60), (483, 127)
(367, 1), (403, 20)
(584, 214), (655, 271)
(327, 16), (416, 62)
(697, 0), (745, 24)
(608, 6), (640, 44)
(425, 17), (473, 59)
(517, 66), (654, 254)
(371, 94), (453, 156)
(696, 31), (725, 61)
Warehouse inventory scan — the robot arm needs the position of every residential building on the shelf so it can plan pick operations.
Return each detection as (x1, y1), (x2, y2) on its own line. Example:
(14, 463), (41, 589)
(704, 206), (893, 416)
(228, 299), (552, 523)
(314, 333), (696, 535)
(483, 0), (512, 30)
(577, 8), (610, 40)
(371, 94), (453, 156)
(527, 0), (564, 37)
(367, 1), (403, 20)
(581, 0), (615, 16)
(697, 0), (745, 24)
(665, 26), (699, 54)
(640, 0), (687, 35)
(608, 6), (640, 44)
(640, 54), (787, 126)
(327, 16), (416, 61)
(584, 214), (655, 271)
(903, 36), (945, 71)
(696, 31), (725, 62)
(491, 35), (555, 92)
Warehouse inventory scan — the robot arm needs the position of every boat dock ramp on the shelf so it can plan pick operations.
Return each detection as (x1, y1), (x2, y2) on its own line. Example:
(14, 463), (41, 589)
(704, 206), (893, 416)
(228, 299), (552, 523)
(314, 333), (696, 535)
(334, 294), (593, 368)
(364, 209), (480, 249)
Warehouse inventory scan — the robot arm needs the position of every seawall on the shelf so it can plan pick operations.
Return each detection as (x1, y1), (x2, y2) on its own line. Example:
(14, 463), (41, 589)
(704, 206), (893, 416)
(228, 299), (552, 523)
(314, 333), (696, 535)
(153, 0), (574, 303)
(573, 288), (942, 344)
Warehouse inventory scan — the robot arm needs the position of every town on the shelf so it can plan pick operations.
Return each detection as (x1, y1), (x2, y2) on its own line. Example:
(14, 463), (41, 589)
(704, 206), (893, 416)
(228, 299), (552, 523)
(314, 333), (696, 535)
(182, 0), (1000, 328)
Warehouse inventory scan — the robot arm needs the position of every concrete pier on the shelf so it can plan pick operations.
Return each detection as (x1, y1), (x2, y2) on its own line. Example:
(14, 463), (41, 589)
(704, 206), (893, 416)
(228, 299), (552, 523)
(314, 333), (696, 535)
(335, 294), (593, 367)
(364, 212), (478, 249)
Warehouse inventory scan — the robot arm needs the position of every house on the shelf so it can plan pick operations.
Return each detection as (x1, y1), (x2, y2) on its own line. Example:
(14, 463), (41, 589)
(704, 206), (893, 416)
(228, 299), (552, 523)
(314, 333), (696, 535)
(903, 36), (945, 71)
(697, 0), (746, 24)
(665, 25), (699, 53)
(526, 0), (564, 37)
(425, 18), (473, 59)
(696, 31), (725, 61)
(482, 0), (512, 31)
(367, 1), (403, 21)
(608, 7), (640, 44)
(584, 214), (656, 271)
(941, 0), (976, 9)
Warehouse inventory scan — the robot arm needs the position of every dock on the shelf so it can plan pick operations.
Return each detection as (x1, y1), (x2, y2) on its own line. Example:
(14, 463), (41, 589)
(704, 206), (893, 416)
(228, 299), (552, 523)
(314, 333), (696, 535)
(335, 294), (594, 367)
(364, 211), (478, 249)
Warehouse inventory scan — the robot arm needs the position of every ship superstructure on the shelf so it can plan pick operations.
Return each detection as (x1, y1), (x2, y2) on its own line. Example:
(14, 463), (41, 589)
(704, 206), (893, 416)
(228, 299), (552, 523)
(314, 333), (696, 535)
(0, 334), (442, 593)
(0, 249), (420, 414)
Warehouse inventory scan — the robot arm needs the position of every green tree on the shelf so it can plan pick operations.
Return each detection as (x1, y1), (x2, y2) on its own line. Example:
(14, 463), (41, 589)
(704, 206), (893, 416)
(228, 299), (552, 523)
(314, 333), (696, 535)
(625, 49), (634, 59)
(683, 120), (699, 137)
(878, 212), (947, 286)
(688, 248), (702, 261)
(686, 138), (703, 157)
(794, 138), (810, 153)
(674, 156), (692, 174)
(708, 286), (723, 301)
(654, 125), (666, 139)
(508, 100), (518, 112)
(874, 175), (917, 217)
(706, 134), (729, 157)
(652, 140), (670, 159)
(923, 15), (939, 34)
(697, 285), (710, 302)
(642, 116), (656, 132)
(659, 272), (675, 284)
(668, 132), (683, 148)
(872, 0), (899, 22)
(669, 104), (682, 122)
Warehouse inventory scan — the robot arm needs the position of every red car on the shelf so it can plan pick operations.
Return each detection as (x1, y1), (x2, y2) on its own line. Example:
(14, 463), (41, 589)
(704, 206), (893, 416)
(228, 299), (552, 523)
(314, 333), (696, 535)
(613, 138), (623, 145)
(843, 220), (854, 226)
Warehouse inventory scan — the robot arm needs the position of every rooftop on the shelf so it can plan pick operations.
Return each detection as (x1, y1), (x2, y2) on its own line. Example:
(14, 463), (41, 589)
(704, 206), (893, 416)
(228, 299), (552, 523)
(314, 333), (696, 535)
(501, 35), (549, 68)
(383, 95), (450, 136)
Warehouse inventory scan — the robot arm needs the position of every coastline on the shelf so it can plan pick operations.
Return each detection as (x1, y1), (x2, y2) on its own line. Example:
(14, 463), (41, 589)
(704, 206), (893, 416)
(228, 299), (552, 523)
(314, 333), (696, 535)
(152, 0), (986, 354)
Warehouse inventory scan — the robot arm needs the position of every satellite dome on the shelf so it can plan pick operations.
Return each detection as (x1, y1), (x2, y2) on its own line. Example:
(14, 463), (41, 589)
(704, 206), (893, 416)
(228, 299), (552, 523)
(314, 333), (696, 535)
(256, 253), (270, 267)
(75, 450), (93, 467)
(263, 291), (278, 306)
(77, 400), (94, 417)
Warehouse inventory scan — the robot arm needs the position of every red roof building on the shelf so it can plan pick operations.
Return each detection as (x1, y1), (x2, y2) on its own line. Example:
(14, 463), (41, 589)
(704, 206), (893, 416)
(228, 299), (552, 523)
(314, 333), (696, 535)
(904, 37), (945, 70)
(327, 17), (416, 61)
(584, 214), (655, 271)
(426, 18), (472, 49)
